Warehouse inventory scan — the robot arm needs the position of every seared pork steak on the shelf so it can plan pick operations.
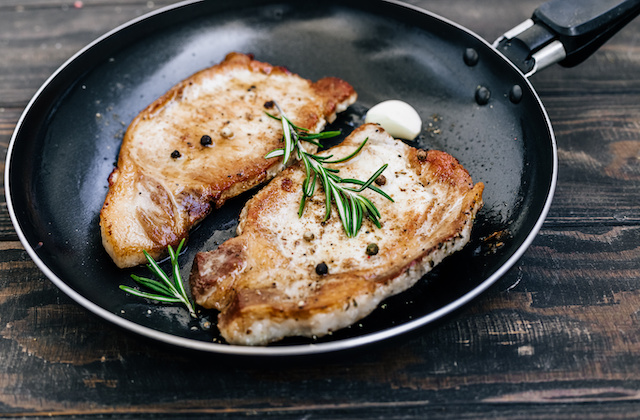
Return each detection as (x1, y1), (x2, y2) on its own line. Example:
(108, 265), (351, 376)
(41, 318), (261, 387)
(100, 52), (356, 268)
(190, 124), (484, 345)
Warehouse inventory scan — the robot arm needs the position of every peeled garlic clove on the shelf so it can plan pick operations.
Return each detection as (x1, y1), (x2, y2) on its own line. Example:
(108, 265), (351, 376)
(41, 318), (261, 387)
(364, 100), (422, 141)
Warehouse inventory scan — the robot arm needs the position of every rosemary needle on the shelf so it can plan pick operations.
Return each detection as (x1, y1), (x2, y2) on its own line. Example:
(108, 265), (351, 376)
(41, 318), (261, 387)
(119, 238), (197, 318)
(265, 103), (393, 237)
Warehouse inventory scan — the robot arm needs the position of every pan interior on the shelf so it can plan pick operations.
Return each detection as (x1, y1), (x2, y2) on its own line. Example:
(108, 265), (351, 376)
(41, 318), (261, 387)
(7, 0), (554, 350)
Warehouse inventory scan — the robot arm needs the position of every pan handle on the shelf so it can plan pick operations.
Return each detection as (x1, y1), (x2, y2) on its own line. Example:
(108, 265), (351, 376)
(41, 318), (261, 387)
(493, 0), (640, 77)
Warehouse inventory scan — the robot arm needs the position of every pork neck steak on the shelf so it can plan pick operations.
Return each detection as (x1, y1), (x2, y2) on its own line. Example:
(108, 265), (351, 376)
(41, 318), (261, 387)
(190, 124), (484, 346)
(100, 52), (356, 268)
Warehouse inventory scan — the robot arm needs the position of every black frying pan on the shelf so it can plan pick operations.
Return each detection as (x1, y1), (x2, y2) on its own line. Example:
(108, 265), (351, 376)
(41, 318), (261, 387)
(6, 0), (639, 356)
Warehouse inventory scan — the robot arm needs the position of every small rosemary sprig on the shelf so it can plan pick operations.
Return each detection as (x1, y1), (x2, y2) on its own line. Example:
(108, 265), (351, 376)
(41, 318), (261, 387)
(265, 104), (393, 237)
(119, 238), (197, 318)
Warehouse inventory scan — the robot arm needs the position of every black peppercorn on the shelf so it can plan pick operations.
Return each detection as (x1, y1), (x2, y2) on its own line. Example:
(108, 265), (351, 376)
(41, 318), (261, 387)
(264, 100), (275, 109)
(315, 262), (329, 275)
(171, 150), (181, 159)
(200, 135), (212, 146)
(366, 243), (379, 256)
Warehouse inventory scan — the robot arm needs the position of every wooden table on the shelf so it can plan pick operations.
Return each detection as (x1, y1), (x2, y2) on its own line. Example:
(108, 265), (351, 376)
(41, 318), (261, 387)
(2, 0), (640, 418)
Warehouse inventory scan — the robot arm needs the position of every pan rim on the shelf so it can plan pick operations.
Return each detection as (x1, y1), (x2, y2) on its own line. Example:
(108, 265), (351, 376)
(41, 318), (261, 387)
(4, 0), (557, 356)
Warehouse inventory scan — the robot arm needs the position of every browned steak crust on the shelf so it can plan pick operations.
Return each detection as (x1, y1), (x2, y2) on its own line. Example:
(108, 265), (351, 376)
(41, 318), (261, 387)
(100, 52), (356, 268)
(190, 124), (484, 346)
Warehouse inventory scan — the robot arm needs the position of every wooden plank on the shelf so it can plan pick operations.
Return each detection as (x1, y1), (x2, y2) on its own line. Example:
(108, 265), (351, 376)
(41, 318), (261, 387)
(0, 1), (172, 107)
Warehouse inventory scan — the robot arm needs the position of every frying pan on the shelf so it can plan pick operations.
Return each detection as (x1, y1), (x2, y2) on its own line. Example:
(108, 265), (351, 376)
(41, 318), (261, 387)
(5, 0), (640, 356)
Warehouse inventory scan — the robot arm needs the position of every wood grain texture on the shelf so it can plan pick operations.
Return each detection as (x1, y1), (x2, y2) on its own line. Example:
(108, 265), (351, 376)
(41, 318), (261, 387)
(1, 0), (640, 418)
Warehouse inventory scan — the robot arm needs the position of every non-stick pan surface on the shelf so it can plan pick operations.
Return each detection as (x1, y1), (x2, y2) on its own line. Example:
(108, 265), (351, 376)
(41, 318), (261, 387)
(5, 0), (556, 355)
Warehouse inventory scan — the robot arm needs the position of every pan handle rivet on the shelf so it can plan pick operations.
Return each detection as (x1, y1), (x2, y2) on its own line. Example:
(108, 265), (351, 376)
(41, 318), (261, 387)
(475, 86), (491, 105)
(463, 48), (479, 66)
(509, 85), (523, 104)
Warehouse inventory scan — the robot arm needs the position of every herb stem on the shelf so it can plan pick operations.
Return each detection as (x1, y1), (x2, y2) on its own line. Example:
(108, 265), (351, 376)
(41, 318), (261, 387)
(265, 103), (393, 237)
(119, 238), (197, 318)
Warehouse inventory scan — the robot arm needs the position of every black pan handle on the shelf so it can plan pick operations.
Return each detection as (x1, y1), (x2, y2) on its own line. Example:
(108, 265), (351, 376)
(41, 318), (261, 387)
(494, 0), (640, 76)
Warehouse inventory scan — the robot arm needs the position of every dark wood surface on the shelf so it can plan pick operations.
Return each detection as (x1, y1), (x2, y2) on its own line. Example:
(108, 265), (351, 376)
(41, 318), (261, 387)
(2, 0), (640, 418)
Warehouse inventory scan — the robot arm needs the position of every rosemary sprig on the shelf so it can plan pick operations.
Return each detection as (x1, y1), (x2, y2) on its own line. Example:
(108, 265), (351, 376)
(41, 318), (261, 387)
(265, 104), (393, 237)
(119, 238), (197, 318)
